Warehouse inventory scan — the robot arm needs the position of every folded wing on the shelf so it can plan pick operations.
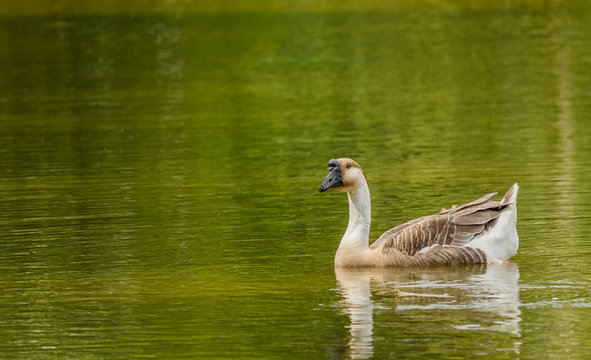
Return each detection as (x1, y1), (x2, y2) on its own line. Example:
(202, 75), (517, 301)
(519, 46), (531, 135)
(369, 191), (509, 259)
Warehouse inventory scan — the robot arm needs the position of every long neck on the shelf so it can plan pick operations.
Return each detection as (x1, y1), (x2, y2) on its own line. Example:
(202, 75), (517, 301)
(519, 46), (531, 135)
(336, 178), (372, 265)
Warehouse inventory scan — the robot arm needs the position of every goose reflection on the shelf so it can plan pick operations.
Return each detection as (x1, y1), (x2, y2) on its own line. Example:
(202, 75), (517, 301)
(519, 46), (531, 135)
(335, 264), (521, 359)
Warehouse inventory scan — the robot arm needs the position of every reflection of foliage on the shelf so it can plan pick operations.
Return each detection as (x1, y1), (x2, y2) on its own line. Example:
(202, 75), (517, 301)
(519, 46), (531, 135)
(1, 2), (591, 358)
(0, 1), (588, 16)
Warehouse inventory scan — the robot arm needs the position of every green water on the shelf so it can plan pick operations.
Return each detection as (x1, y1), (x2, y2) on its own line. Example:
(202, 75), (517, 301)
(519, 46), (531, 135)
(1, 1), (591, 358)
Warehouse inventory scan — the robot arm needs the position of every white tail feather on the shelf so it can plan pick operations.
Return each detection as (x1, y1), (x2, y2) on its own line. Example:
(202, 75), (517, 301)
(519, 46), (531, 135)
(470, 183), (519, 262)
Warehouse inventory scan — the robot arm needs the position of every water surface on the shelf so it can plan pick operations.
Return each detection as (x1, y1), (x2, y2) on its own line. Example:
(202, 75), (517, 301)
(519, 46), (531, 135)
(1, 1), (591, 359)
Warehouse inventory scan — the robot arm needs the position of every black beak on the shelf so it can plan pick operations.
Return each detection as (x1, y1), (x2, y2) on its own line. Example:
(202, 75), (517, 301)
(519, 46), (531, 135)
(319, 159), (343, 192)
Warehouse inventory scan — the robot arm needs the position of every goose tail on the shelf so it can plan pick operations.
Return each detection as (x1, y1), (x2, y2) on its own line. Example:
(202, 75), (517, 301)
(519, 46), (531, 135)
(468, 183), (519, 262)
(501, 183), (519, 205)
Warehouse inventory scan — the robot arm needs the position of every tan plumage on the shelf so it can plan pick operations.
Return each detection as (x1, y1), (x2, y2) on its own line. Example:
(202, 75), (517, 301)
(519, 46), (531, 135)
(319, 158), (519, 267)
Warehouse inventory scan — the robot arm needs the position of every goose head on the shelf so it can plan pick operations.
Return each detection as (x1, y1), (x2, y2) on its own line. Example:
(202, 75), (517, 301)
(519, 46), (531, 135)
(319, 158), (366, 193)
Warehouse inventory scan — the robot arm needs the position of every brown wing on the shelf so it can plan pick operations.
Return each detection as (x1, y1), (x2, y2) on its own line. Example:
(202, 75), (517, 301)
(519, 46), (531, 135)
(405, 244), (488, 265)
(369, 192), (509, 256)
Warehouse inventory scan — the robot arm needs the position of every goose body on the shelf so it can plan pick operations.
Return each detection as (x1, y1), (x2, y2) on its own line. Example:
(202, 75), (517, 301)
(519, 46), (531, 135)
(319, 158), (519, 267)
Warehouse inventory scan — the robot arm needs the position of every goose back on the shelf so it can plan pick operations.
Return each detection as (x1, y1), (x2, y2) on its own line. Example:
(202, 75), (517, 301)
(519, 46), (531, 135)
(369, 191), (512, 265)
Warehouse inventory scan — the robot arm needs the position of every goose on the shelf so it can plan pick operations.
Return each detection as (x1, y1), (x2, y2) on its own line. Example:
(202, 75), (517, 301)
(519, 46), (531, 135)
(319, 158), (519, 267)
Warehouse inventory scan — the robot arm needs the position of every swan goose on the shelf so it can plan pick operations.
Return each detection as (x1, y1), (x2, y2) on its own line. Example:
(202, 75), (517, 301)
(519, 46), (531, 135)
(319, 158), (519, 267)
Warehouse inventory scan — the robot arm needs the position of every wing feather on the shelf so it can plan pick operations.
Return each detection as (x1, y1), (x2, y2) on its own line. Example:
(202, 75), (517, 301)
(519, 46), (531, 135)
(454, 209), (499, 225)
(439, 192), (497, 214)
(370, 191), (510, 255)
(402, 245), (488, 265)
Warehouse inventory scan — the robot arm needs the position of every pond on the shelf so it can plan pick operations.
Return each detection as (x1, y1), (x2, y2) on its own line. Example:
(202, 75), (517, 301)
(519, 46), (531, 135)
(1, 1), (591, 358)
